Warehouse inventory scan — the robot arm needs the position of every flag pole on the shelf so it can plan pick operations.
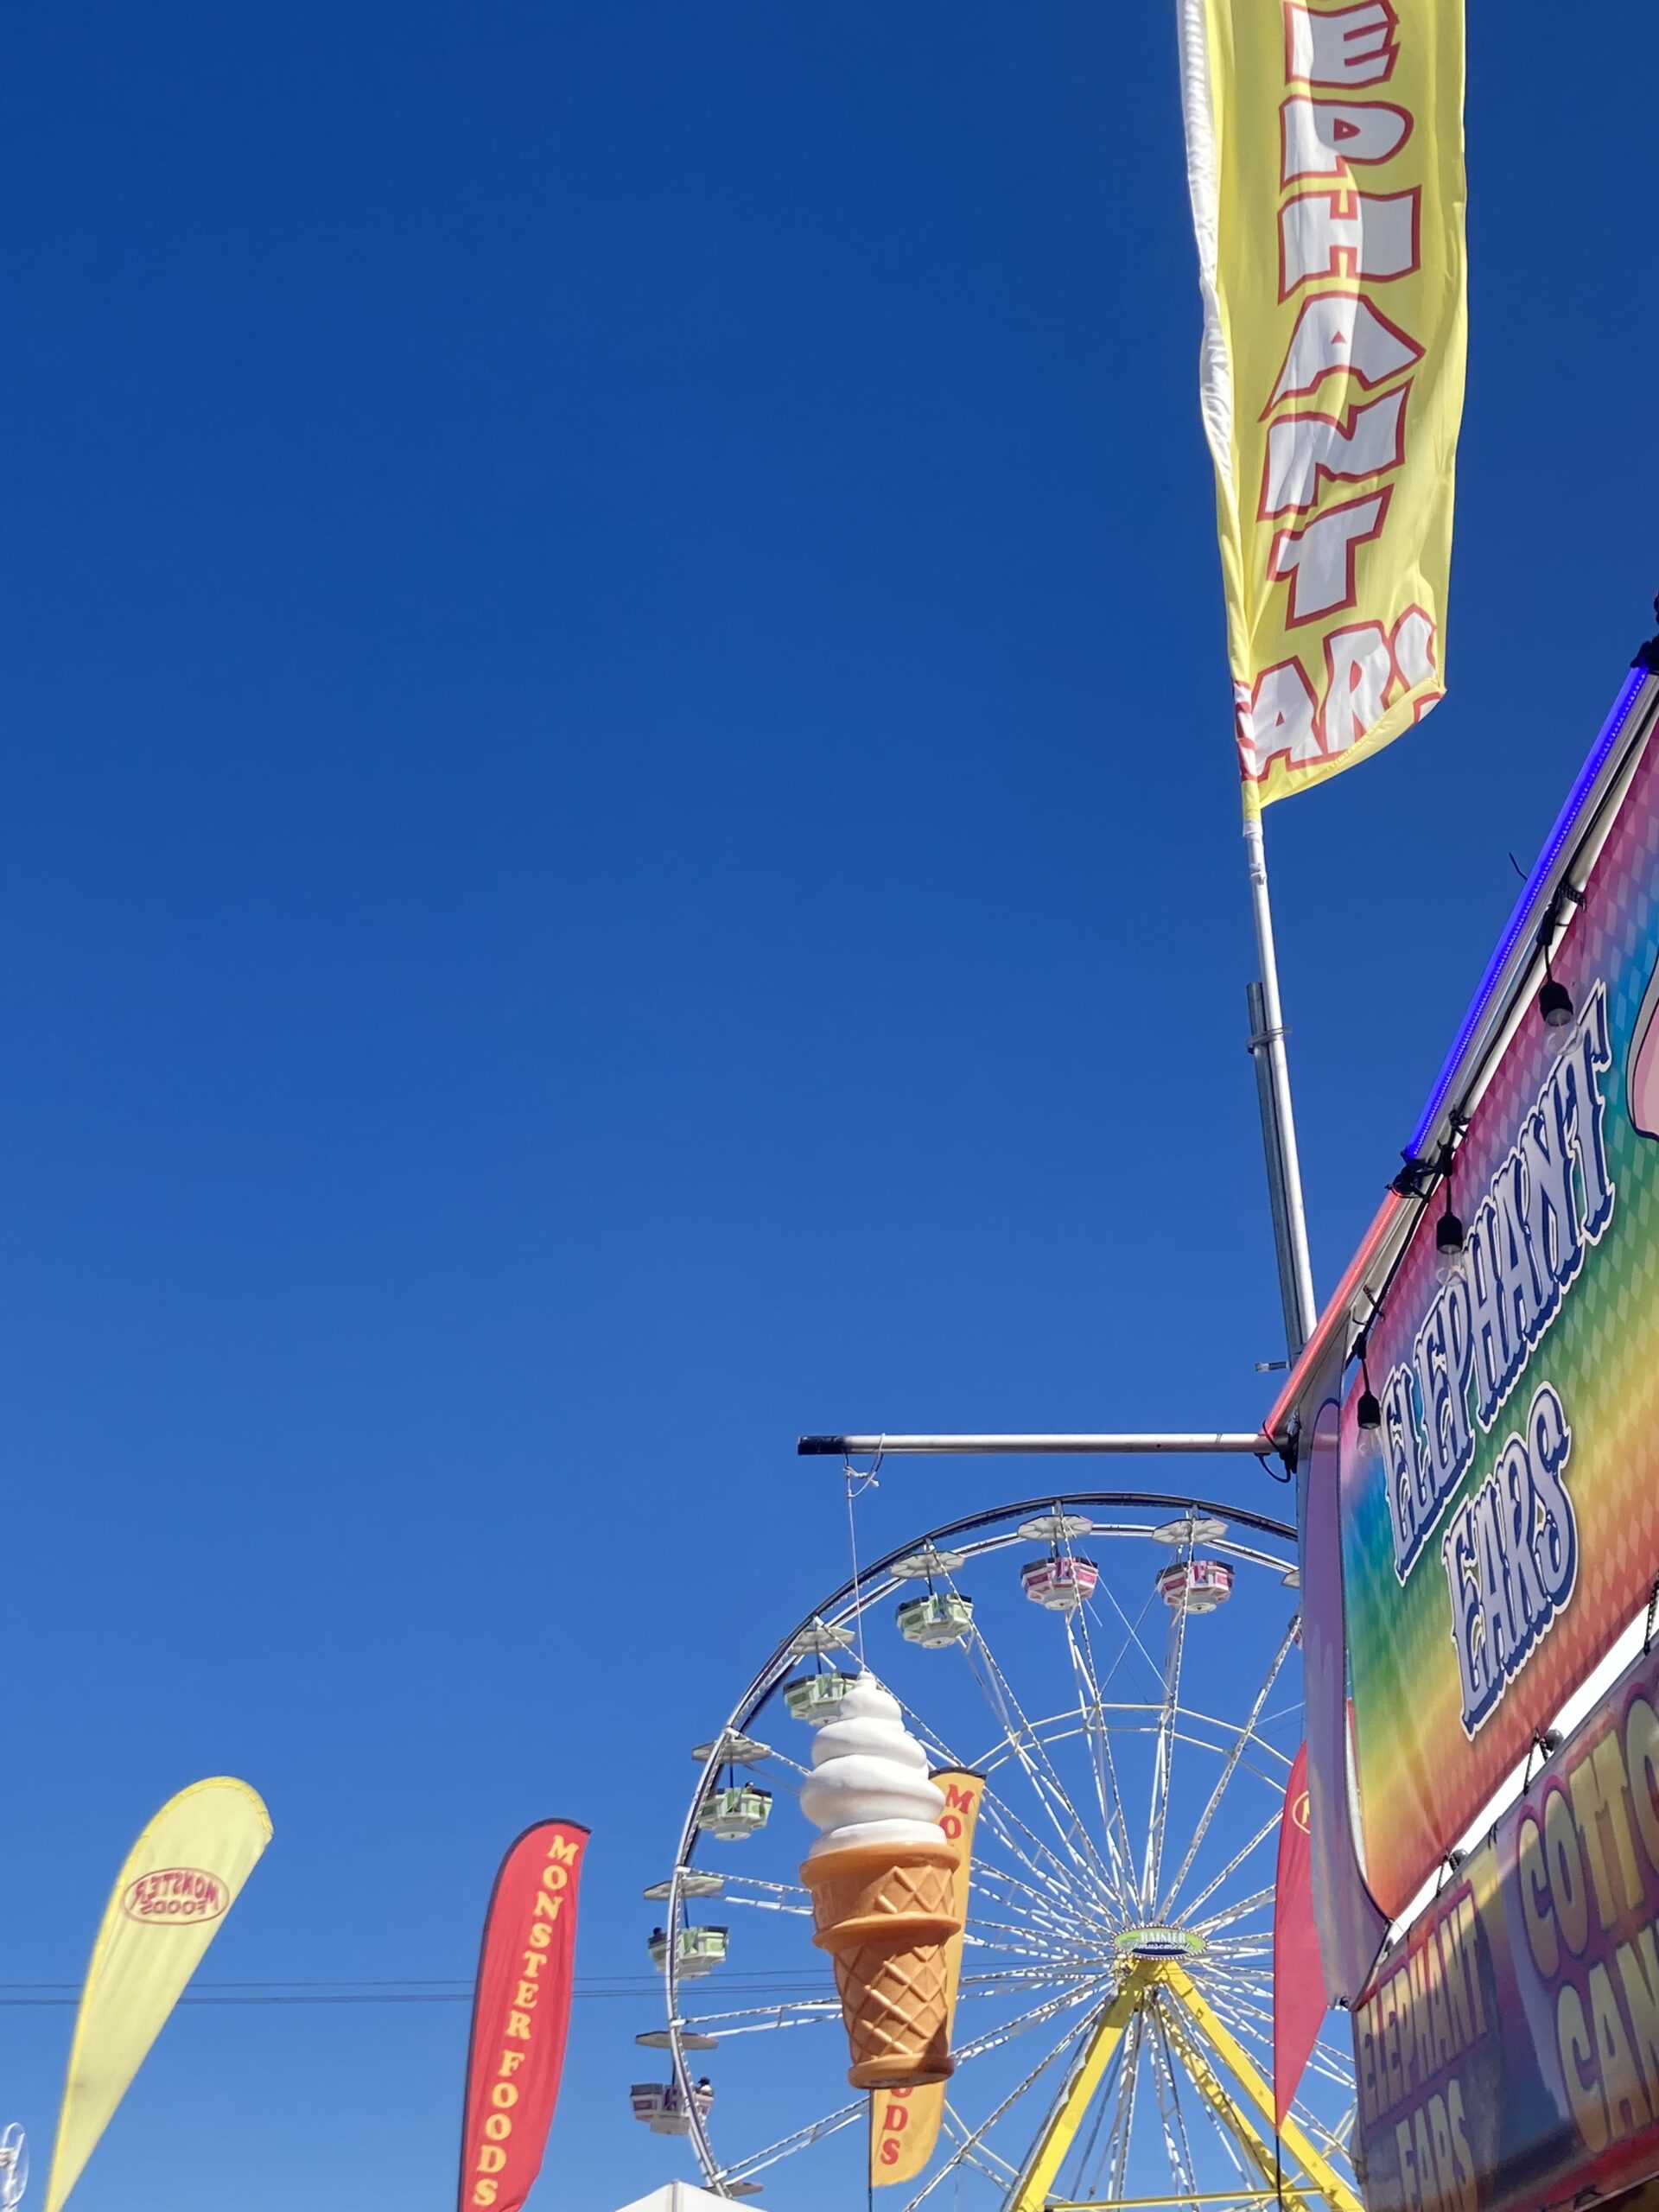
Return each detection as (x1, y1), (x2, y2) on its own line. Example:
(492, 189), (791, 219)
(1243, 812), (1319, 1358)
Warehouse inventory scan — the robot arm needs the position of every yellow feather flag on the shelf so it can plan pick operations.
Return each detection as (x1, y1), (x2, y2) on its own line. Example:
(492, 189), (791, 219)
(1177, 0), (1466, 809)
(870, 1772), (983, 2187)
(46, 1777), (272, 2212)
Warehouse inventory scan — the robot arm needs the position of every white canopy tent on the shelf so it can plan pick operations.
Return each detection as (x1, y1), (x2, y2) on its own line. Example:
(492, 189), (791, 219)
(612, 2186), (733, 2212)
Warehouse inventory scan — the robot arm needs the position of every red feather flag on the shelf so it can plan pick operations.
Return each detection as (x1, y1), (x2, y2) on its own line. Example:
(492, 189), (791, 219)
(1273, 1745), (1322, 2129)
(458, 1820), (589, 2212)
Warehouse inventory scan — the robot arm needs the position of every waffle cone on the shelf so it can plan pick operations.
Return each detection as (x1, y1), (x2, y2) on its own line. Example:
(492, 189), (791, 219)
(801, 1839), (963, 2089)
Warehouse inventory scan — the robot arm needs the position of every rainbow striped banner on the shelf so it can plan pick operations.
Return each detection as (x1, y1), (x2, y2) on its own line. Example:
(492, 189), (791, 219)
(1343, 721), (1659, 1916)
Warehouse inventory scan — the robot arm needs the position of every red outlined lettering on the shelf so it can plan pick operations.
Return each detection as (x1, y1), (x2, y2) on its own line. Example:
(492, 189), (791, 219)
(1236, 659), (1322, 780)
(1280, 187), (1421, 298)
(1281, 97), (1412, 186)
(1320, 620), (1395, 753)
(1263, 291), (1423, 411)
(1390, 603), (1438, 689)
(1260, 385), (1408, 518)
(1268, 489), (1390, 626)
(1284, 1), (1399, 89)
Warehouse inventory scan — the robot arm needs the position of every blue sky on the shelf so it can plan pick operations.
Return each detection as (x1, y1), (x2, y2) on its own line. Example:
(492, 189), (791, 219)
(0, 3), (1653, 2208)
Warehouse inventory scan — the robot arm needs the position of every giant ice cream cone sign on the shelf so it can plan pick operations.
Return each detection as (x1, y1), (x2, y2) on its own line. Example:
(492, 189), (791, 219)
(799, 1677), (963, 2089)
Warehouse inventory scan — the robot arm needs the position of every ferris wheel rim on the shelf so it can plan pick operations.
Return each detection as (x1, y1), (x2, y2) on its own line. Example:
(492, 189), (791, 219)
(661, 1490), (1301, 2198)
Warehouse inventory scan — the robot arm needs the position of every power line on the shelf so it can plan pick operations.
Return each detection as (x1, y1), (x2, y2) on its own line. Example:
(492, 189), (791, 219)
(0, 1974), (835, 2009)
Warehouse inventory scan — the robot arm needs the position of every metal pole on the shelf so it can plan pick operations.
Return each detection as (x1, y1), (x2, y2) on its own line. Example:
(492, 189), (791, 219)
(1243, 815), (1318, 1356)
(798, 1433), (1273, 1457)
(1247, 979), (1301, 1360)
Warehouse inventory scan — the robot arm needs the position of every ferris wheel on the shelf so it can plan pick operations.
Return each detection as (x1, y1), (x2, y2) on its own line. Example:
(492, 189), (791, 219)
(632, 1491), (1361, 2212)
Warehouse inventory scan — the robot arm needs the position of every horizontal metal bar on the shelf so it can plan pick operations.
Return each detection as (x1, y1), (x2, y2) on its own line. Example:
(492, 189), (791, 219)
(1050, 2196), (1285, 2208)
(797, 1433), (1274, 1458)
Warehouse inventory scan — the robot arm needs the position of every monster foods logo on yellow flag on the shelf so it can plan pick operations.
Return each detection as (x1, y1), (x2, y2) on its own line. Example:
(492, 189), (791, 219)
(46, 1777), (272, 2212)
(871, 1772), (982, 2187)
(1177, 0), (1466, 809)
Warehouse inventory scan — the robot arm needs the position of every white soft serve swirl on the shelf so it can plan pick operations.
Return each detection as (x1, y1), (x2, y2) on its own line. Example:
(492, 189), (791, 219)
(798, 1676), (947, 1858)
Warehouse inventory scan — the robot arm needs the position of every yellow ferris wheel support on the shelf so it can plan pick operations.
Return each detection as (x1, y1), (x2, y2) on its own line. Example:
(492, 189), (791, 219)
(1003, 1958), (1361, 2212)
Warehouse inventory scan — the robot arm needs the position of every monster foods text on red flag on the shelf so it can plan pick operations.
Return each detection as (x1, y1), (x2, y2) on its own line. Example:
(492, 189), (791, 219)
(1177, 0), (1466, 808)
(1274, 1744), (1325, 2127)
(458, 1821), (588, 2212)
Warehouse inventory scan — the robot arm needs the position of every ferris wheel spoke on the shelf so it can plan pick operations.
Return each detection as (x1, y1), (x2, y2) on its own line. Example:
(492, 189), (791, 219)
(1085, 1565), (1168, 1697)
(1094, 1710), (1154, 1920)
(980, 1755), (1117, 1920)
(690, 2002), (841, 2036)
(1201, 1961), (1274, 1996)
(1188, 1882), (1275, 1936)
(1141, 1588), (1192, 1911)
(1177, 1810), (1279, 1926)
(974, 1857), (1107, 1941)
(1146, 2000), (1203, 2208)
(758, 1748), (812, 1779)
(1287, 2093), (1360, 2170)
(963, 1933), (1097, 1971)
(937, 2138), (1018, 2194)
(899, 1998), (1113, 2212)
(960, 1625), (1122, 1910)
(1296, 2053), (1362, 2097)
(964, 1915), (1109, 1964)
(975, 1792), (1116, 1929)
(966, 1764), (1104, 1905)
(890, 1688), (972, 1777)
(951, 1977), (1109, 2064)
(1158, 1615), (1300, 1919)
(1068, 2016), (1130, 2203)
(1197, 1975), (1354, 2107)
(1063, 1609), (1152, 1919)
(971, 1907), (1103, 1963)
(1106, 2011), (1145, 2201)
(963, 1904), (1088, 1946)
(715, 2100), (864, 2184)
(1308, 2034), (1360, 2078)
(1158, 1999), (1279, 2193)
(961, 1983), (1104, 2008)
(1201, 1981), (1349, 2098)
(1325, 2097), (1359, 2159)
(939, 2105), (1023, 2185)
(719, 1889), (813, 1919)
(1197, 1980), (1274, 2056)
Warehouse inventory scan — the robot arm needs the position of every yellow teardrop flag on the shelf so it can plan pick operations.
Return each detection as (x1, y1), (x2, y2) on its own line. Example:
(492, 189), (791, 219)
(871, 1771), (982, 2187)
(46, 1777), (273, 2212)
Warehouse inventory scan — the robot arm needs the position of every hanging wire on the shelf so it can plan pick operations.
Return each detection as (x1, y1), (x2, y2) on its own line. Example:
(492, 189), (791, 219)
(842, 1441), (883, 1672)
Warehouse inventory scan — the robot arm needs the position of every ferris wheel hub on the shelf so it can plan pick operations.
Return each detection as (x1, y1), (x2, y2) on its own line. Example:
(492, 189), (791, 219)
(1114, 1924), (1207, 1961)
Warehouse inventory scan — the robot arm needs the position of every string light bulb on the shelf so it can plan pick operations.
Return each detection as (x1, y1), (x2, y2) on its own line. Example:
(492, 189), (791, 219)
(1539, 974), (1573, 1031)
(1354, 1331), (1381, 1433)
(1434, 1163), (1464, 1284)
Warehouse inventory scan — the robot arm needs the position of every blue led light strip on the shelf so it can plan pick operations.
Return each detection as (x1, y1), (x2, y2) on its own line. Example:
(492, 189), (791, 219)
(1404, 667), (1652, 1164)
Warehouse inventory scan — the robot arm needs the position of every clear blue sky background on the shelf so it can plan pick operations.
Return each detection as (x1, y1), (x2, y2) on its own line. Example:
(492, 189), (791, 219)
(0, 3), (1652, 2207)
